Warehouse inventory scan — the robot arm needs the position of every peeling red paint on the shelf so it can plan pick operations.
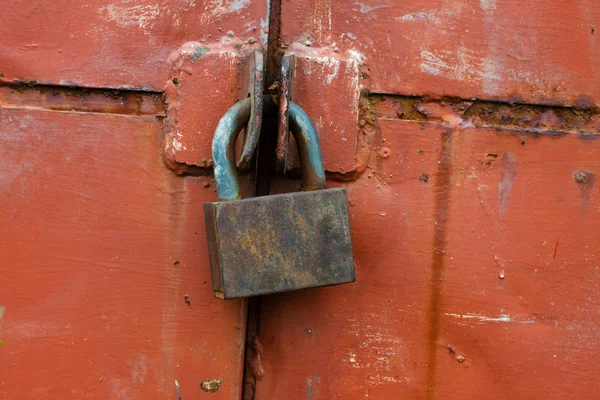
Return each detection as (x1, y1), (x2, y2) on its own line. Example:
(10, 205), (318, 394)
(281, 0), (600, 106)
(4, 1), (600, 399)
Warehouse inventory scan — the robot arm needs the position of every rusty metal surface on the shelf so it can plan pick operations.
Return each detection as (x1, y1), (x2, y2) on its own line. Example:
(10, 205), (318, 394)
(207, 90), (350, 300)
(0, 83), (165, 116)
(276, 53), (295, 174)
(204, 188), (355, 299)
(238, 49), (264, 171)
(243, 25), (282, 397)
(371, 94), (600, 134)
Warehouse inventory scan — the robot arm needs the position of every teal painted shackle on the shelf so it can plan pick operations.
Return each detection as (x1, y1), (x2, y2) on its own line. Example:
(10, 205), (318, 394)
(211, 96), (327, 200)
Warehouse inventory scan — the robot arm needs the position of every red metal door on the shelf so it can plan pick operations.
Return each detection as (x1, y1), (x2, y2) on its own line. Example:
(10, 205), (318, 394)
(250, 1), (600, 399)
(2, 1), (600, 400)
(0, 1), (270, 398)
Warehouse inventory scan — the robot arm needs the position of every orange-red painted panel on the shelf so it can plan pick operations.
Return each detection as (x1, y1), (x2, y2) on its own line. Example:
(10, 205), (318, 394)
(284, 48), (362, 174)
(0, 1), (271, 174)
(0, 108), (244, 399)
(255, 121), (600, 399)
(275, 0), (600, 174)
(281, 0), (600, 106)
(255, 121), (443, 399)
(434, 126), (600, 398)
(3, 2), (600, 399)
(0, 0), (269, 89)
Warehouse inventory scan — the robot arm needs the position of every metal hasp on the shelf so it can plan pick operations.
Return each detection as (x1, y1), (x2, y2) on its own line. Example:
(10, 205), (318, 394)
(276, 53), (294, 174)
(238, 49), (264, 170)
(204, 96), (355, 299)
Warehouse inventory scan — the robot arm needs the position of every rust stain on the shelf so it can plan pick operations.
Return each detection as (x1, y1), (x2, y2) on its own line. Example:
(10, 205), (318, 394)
(265, 0), (283, 88)
(249, 336), (265, 380)
(242, 299), (262, 400)
(0, 83), (165, 116)
(371, 94), (600, 135)
(426, 128), (454, 400)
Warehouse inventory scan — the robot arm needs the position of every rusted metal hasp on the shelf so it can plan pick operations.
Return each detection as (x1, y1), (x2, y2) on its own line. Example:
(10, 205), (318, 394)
(238, 49), (264, 170)
(276, 53), (295, 174)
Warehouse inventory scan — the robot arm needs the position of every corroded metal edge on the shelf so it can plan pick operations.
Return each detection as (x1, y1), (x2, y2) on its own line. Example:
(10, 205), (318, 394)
(238, 49), (264, 170)
(276, 53), (294, 174)
(203, 202), (224, 296)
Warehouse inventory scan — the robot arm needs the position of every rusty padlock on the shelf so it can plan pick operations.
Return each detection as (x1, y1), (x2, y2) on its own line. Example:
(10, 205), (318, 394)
(204, 97), (355, 299)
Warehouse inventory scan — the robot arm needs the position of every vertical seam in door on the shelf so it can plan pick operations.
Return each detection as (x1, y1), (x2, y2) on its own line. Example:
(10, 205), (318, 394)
(241, 1), (281, 399)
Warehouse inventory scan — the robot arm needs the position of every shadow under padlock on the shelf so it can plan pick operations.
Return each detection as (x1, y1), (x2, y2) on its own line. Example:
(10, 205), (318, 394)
(204, 95), (356, 299)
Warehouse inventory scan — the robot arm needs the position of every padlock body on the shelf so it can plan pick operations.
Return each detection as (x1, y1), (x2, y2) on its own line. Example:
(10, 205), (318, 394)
(204, 188), (355, 299)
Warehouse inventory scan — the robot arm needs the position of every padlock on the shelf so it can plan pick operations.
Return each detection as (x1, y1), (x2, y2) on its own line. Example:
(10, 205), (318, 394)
(204, 97), (355, 299)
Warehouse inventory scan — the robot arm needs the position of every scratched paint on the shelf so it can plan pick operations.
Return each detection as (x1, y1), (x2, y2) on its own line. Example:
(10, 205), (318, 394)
(99, 3), (161, 31)
(497, 153), (517, 218)
(0, 1), (271, 399)
(281, 43), (364, 173)
(4, 1), (600, 399)
(210, 0), (253, 16)
(254, 118), (600, 398)
(162, 39), (254, 173)
(444, 313), (535, 324)
(0, 108), (248, 399)
(479, 0), (497, 11)
(281, 0), (600, 106)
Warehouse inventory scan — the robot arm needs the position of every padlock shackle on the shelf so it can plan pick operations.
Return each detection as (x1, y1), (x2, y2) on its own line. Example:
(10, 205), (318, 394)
(212, 95), (326, 201)
(288, 102), (328, 192)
